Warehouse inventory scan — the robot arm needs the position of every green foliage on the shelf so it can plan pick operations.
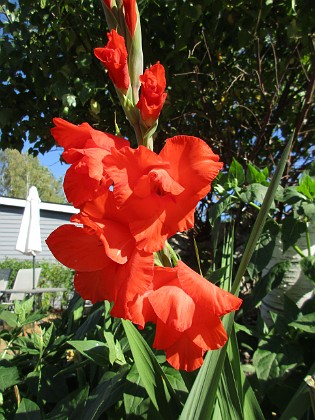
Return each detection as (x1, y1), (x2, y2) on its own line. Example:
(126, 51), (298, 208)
(0, 1), (314, 418)
(0, 0), (314, 186)
(0, 149), (65, 202)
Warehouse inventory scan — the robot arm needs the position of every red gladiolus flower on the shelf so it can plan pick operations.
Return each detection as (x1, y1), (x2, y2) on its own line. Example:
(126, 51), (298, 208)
(123, 0), (137, 37)
(104, 136), (223, 252)
(136, 62), (167, 127)
(51, 117), (128, 207)
(46, 191), (154, 318)
(128, 261), (242, 371)
(94, 30), (130, 93)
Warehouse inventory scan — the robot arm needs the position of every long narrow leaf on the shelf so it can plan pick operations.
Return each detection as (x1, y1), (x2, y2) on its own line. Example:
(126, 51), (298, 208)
(279, 361), (315, 420)
(122, 320), (181, 418)
(231, 134), (294, 294)
(180, 134), (294, 419)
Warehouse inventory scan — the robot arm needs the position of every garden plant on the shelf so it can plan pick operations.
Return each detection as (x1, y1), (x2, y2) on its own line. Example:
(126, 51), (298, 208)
(0, 0), (314, 419)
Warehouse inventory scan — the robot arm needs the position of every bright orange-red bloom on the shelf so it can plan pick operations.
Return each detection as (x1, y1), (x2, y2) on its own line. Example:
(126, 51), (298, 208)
(123, 0), (137, 37)
(94, 30), (130, 93)
(104, 136), (223, 252)
(51, 117), (128, 207)
(128, 261), (242, 371)
(46, 191), (154, 318)
(136, 62), (167, 127)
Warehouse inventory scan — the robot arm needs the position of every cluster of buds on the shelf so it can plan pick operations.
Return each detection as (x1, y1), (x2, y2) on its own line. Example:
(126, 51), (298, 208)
(95, 0), (166, 150)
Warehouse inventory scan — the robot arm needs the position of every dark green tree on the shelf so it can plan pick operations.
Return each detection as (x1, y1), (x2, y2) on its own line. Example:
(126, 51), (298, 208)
(0, 0), (313, 181)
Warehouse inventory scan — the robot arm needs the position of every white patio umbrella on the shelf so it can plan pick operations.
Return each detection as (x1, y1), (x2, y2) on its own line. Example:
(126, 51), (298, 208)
(16, 186), (42, 289)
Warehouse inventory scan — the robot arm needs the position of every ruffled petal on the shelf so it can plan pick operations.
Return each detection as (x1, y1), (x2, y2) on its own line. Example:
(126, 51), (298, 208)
(64, 164), (110, 207)
(165, 334), (205, 372)
(51, 118), (92, 150)
(159, 136), (223, 191)
(188, 310), (228, 351)
(176, 260), (242, 316)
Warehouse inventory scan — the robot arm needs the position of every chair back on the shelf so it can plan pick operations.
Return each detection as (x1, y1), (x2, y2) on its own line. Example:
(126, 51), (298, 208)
(9, 268), (42, 301)
(0, 268), (11, 296)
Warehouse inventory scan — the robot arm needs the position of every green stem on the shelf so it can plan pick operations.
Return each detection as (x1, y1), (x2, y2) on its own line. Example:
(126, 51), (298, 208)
(306, 225), (312, 257)
(293, 244), (307, 258)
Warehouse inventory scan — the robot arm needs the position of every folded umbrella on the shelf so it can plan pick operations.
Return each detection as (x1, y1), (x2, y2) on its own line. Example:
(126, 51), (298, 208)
(16, 186), (42, 289)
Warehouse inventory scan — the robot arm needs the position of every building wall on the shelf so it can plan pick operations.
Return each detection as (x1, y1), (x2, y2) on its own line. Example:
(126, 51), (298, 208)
(0, 204), (75, 261)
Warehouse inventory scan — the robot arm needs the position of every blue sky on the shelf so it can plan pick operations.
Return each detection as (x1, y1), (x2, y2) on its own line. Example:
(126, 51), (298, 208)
(23, 141), (69, 181)
(37, 147), (69, 180)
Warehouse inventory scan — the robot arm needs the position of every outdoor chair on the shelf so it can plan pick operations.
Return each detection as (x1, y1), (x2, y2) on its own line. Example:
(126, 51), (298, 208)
(8, 268), (42, 301)
(0, 268), (11, 298)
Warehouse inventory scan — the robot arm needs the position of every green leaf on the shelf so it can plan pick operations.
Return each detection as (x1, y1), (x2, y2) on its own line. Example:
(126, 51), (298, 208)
(231, 132), (296, 296)
(0, 366), (20, 391)
(45, 385), (89, 419)
(0, 311), (18, 328)
(301, 202), (315, 219)
(124, 364), (150, 417)
(240, 183), (269, 205)
(297, 175), (315, 200)
(281, 217), (307, 252)
(80, 367), (129, 420)
(300, 256), (315, 284)
(103, 331), (126, 365)
(74, 306), (103, 340)
(246, 163), (269, 185)
(283, 186), (308, 203)
(247, 219), (279, 278)
(279, 361), (315, 419)
(209, 195), (234, 226)
(122, 320), (181, 418)
(14, 398), (41, 419)
(289, 312), (315, 333)
(68, 340), (109, 367)
(228, 158), (245, 187)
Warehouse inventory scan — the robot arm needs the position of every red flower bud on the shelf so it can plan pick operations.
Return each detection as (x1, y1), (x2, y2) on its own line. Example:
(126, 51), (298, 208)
(94, 30), (130, 93)
(123, 0), (137, 37)
(136, 62), (167, 127)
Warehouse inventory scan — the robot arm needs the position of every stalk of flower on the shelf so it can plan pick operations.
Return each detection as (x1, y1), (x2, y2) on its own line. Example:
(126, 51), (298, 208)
(46, 0), (244, 373)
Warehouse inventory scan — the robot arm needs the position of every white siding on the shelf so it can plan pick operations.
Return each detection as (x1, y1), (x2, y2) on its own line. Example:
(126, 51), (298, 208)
(0, 201), (77, 262)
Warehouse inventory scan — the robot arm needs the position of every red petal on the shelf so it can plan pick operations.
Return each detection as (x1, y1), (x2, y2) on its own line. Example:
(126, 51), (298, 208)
(64, 164), (109, 207)
(165, 334), (205, 371)
(188, 311), (228, 351)
(177, 261), (242, 316)
(153, 320), (204, 371)
(46, 225), (108, 271)
(159, 136), (223, 191)
(51, 118), (92, 150)
(148, 285), (195, 332)
(74, 265), (117, 303)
